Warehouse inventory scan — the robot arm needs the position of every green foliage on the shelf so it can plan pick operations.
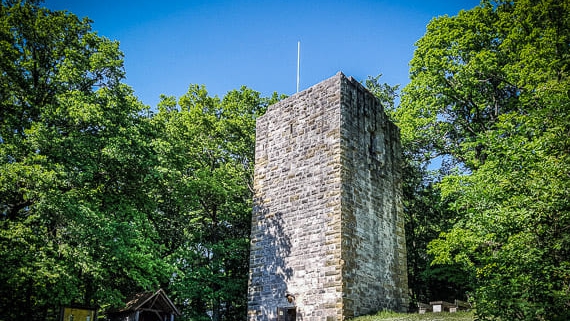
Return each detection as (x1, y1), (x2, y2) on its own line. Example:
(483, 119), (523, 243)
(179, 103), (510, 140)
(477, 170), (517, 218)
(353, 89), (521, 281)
(150, 86), (284, 321)
(0, 2), (169, 320)
(0, 2), (284, 320)
(367, 75), (471, 306)
(365, 74), (399, 115)
(397, 1), (520, 169)
(429, 80), (570, 320)
(398, 0), (570, 320)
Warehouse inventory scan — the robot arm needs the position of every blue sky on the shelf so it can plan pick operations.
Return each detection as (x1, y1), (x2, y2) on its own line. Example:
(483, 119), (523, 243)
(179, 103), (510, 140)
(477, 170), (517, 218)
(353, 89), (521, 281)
(45, 0), (480, 108)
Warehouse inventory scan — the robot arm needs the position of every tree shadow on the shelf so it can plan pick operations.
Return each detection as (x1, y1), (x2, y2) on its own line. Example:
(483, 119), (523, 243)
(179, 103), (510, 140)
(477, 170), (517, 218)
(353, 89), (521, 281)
(248, 197), (296, 320)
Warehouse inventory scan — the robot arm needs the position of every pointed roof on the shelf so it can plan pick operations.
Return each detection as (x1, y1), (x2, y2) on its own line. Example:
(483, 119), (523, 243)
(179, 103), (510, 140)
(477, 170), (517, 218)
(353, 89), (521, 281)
(108, 289), (180, 316)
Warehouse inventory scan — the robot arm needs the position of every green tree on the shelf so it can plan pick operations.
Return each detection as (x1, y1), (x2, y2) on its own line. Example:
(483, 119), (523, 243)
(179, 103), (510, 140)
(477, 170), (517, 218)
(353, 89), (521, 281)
(365, 74), (399, 114)
(0, 2), (169, 319)
(397, 0), (570, 319)
(397, 1), (519, 170)
(150, 85), (283, 321)
(367, 75), (469, 306)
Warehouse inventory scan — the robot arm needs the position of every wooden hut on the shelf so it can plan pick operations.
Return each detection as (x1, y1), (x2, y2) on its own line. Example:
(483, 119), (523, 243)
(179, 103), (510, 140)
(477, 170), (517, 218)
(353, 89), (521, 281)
(106, 289), (180, 321)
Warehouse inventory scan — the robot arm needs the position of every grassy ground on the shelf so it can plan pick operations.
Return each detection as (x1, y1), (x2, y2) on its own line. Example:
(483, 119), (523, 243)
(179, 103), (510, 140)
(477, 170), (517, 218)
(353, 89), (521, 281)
(352, 311), (475, 321)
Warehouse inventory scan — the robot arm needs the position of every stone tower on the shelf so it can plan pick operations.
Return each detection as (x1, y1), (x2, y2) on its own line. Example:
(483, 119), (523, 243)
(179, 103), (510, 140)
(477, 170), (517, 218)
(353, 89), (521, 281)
(248, 72), (408, 321)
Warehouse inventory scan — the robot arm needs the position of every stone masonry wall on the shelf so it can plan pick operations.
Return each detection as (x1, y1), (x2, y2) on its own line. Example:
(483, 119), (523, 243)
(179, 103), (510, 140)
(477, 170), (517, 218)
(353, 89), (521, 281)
(247, 72), (408, 321)
(338, 75), (408, 316)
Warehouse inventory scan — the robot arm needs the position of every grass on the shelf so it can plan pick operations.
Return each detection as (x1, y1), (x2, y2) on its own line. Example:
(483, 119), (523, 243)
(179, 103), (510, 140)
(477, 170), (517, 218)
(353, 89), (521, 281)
(352, 311), (475, 321)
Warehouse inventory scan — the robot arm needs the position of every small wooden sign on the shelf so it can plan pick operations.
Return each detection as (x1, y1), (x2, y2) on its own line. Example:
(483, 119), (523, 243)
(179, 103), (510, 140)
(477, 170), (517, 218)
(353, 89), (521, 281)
(61, 306), (97, 321)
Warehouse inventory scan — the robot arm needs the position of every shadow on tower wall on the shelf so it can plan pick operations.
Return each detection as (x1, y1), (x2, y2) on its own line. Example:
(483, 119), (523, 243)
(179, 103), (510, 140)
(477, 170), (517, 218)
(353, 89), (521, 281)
(249, 197), (297, 320)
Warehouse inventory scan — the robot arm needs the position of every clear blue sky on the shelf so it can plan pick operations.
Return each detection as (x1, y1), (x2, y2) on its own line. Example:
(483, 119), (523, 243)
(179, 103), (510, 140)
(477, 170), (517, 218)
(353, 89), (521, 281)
(45, 0), (480, 108)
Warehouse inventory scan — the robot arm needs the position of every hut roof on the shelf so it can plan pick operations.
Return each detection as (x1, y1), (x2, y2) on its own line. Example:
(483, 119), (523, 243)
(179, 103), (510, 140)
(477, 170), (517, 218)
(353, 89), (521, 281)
(108, 289), (180, 316)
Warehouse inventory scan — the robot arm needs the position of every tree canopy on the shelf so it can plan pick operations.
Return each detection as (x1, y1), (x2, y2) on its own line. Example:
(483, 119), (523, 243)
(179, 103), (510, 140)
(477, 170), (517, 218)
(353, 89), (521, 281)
(0, 2), (283, 320)
(150, 86), (282, 321)
(0, 1), (172, 318)
(395, 0), (570, 319)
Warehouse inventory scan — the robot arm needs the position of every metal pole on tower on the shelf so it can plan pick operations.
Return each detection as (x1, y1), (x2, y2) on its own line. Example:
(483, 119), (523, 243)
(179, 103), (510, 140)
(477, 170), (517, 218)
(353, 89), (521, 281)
(297, 41), (300, 93)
